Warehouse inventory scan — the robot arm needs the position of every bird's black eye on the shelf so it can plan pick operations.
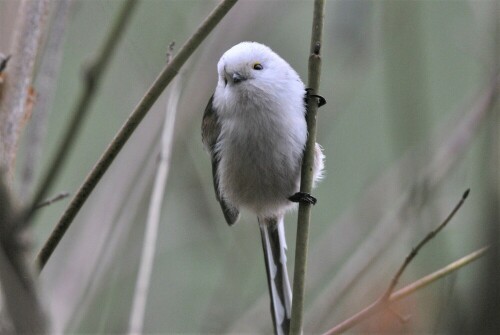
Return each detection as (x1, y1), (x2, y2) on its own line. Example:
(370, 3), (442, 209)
(253, 63), (263, 70)
(224, 77), (228, 86)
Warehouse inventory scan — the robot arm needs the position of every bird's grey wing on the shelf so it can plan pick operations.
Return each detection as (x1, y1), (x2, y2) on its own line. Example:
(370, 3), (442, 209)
(202, 95), (240, 226)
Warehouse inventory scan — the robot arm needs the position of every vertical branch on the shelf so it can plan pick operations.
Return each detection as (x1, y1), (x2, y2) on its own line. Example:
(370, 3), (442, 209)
(0, 0), (50, 177)
(0, 1), (50, 332)
(128, 49), (180, 335)
(20, 0), (73, 201)
(35, 0), (238, 271)
(290, 1), (325, 334)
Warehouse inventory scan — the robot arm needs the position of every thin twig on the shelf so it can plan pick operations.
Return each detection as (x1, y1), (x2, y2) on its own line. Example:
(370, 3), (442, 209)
(382, 188), (470, 300)
(0, 0), (50, 177)
(29, 0), (139, 217)
(290, 1), (325, 334)
(322, 246), (489, 335)
(128, 47), (181, 335)
(35, 192), (70, 209)
(35, 0), (238, 271)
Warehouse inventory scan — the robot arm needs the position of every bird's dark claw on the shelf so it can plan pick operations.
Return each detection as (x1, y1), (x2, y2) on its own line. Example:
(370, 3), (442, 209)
(289, 192), (317, 205)
(305, 88), (327, 107)
(311, 94), (326, 107)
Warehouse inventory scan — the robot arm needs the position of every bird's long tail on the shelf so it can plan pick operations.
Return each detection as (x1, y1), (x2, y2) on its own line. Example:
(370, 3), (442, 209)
(258, 216), (292, 335)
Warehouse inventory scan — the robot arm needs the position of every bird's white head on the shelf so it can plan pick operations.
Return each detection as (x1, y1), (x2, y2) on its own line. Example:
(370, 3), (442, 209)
(216, 42), (302, 91)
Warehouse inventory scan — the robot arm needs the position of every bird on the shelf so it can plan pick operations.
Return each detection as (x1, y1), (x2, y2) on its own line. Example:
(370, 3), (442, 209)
(202, 41), (324, 335)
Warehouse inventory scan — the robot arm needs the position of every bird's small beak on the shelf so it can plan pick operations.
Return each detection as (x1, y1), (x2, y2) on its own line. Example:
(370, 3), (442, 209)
(232, 72), (246, 84)
(222, 68), (247, 86)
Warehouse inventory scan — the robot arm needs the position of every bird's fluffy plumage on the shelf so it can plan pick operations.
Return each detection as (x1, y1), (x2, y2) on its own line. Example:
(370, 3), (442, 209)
(203, 42), (323, 219)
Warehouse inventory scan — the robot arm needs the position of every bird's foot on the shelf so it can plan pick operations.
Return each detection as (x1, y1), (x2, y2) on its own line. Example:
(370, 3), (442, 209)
(289, 192), (317, 205)
(305, 88), (326, 107)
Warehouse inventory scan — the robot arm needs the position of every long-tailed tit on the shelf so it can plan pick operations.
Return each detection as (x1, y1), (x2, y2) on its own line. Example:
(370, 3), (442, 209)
(202, 42), (324, 334)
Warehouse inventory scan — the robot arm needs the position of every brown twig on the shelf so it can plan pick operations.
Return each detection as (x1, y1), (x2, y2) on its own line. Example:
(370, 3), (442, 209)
(322, 246), (489, 335)
(381, 188), (470, 300)
(322, 190), (473, 335)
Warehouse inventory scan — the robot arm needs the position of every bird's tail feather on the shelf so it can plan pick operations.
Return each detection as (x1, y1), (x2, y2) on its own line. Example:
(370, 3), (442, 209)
(259, 216), (292, 335)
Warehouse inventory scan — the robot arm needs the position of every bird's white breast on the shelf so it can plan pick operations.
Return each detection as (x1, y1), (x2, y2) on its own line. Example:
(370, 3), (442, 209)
(213, 80), (307, 217)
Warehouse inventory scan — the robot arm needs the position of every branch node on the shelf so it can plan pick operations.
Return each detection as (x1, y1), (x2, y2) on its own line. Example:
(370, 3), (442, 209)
(313, 42), (321, 55)
(0, 54), (11, 73)
(382, 189), (470, 302)
(166, 41), (176, 63)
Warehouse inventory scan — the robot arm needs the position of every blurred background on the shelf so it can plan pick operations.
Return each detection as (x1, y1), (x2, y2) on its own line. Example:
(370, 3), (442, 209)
(1, 0), (499, 333)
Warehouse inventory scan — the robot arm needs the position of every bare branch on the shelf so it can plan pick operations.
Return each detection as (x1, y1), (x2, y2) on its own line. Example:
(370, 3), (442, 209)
(35, 0), (238, 271)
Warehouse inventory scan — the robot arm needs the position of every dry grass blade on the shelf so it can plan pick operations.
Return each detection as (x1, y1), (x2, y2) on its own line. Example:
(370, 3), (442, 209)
(128, 55), (181, 334)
